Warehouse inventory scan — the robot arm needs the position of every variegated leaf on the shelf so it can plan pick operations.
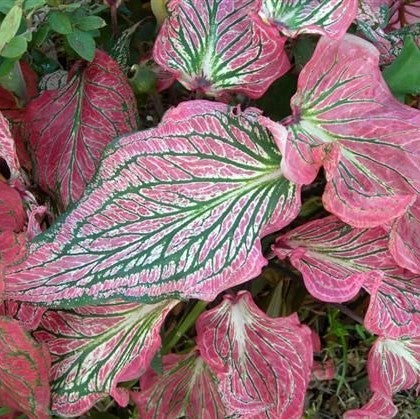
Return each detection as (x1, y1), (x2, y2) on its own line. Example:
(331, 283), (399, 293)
(388, 197), (420, 274)
(0, 111), (20, 180)
(34, 300), (176, 416)
(0, 301), (45, 331)
(133, 350), (228, 418)
(6, 101), (300, 307)
(274, 216), (420, 338)
(153, 0), (290, 99)
(345, 336), (419, 418)
(0, 316), (51, 419)
(343, 392), (398, 418)
(389, 0), (420, 28)
(25, 49), (138, 210)
(255, 0), (357, 38)
(262, 34), (419, 228)
(196, 291), (313, 417)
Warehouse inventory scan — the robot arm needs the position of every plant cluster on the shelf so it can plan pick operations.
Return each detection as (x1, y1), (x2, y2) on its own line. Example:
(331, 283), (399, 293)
(0, 0), (419, 418)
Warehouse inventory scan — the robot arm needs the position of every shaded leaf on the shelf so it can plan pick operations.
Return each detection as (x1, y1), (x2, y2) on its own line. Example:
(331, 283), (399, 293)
(274, 216), (420, 338)
(6, 100), (300, 307)
(133, 350), (228, 418)
(262, 34), (419, 228)
(153, 0), (290, 98)
(255, 0), (357, 38)
(0, 111), (20, 182)
(0, 316), (51, 419)
(66, 30), (96, 62)
(196, 291), (313, 417)
(34, 300), (176, 416)
(388, 197), (420, 274)
(25, 49), (138, 210)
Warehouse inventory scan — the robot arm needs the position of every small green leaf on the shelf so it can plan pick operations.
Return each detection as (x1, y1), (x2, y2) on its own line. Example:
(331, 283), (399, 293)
(48, 11), (72, 35)
(66, 30), (95, 61)
(24, 0), (46, 12)
(383, 37), (420, 99)
(74, 15), (106, 31)
(32, 23), (49, 47)
(0, 4), (23, 52)
(0, 1), (14, 15)
(0, 57), (15, 77)
(0, 36), (27, 58)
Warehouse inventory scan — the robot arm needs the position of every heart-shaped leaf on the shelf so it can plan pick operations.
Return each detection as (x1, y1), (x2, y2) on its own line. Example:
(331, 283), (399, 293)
(34, 300), (176, 416)
(0, 316), (51, 419)
(255, 0), (357, 38)
(274, 216), (420, 338)
(133, 351), (228, 418)
(153, 0), (290, 98)
(6, 101), (301, 308)
(25, 49), (138, 210)
(262, 34), (419, 228)
(196, 291), (313, 417)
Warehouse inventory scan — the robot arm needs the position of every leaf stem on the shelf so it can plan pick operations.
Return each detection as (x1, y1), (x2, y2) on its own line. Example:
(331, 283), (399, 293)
(162, 300), (208, 354)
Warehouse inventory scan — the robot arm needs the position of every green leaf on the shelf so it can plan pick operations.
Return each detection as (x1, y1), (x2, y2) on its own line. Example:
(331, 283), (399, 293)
(0, 4), (23, 52)
(48, 11), (72, 35)
(24, 0), (46, 12)
(66, 29), (95, 61)
(74, 15), (106, 31)
(0, 36), (27, 58)
(0, 1), (14, 15)
(383, 37), (420, 99)
(0, 57), (14, 77)
(32, 23), (49, 46)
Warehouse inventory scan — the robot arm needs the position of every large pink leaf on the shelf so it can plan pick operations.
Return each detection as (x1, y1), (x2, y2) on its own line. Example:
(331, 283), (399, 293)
(255, 0), (357, 38)
(5, 100), (300, 307)
(25, 49), (138, 210)
(344, 336), (420, 418)
(196, 291), (313, 417)
(388, 197), (420, 274)
(0, 301), (46, 331)
(0, 316), (51, 419)
(274, 216), (420, 338)
(34, 299), (176, 416)
(133, 350), (228, 418)
(344, 392), (398, 418)
(389, 0), (420, 28)
(153, 0), (290, 99)
(262, 34), (419, 228)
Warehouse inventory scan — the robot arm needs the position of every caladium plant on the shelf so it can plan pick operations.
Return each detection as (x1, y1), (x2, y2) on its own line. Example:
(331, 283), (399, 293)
(0, 1), (419, 417)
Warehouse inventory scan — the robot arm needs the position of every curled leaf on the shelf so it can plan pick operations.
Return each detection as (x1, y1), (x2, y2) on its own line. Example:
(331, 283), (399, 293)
(263, 34), (419, 228)
(274, 216), (420, 338)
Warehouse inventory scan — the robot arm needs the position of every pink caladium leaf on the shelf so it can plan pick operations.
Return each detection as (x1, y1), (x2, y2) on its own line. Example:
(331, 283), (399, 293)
(344, 392), (398, 418)
(345, 336), (420, 418)
(0, 316), (51, 419)
(25, 49), (138, 210)
(34, 300), (176, 416)
(388, 197), (420, 274)
(262, 34), (419, 228)
(255, 0), (357, 39)
(196, 291), (313, 417)
(153, 0), (290, 99)
(6, 100), (300, 307)
(389, 0), (420, 28)
(133, 350), (228, 418)
(0, 111), (20, 181)
(274, 216), (420, 338)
